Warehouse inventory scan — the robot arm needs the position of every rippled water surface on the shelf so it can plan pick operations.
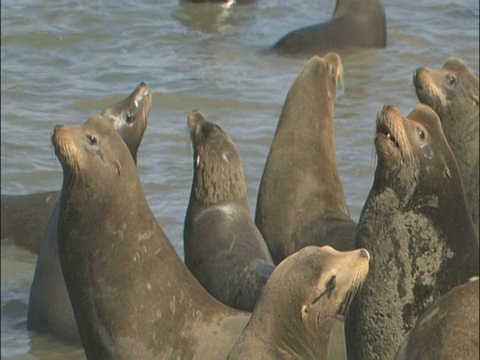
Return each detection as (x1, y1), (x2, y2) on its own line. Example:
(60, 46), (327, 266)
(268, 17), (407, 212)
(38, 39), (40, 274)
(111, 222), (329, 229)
(1, 0), (478, 358)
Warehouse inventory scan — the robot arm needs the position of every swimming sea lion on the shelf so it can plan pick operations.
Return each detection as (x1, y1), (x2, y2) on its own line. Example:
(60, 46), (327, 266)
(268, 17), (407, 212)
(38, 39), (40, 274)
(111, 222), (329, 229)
(53, 115), (249, 359)
(395, 277), (479, 360)
(345, 104), (479, 360)
(272, 0), (386, 56)
(255, 53), (356, 265)
(1, 191), (60, 253)
(184, 110), (274, 312)
(27, 82), (152, 345)
(227, 245), (369, 360)
(413, 57), (479, 239)
(1, 82), (152, 255)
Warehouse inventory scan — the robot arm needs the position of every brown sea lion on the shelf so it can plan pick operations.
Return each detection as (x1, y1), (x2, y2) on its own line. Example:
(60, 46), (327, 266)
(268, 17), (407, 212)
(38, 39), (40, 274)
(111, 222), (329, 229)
(255, 53), (356, 265)
(53, 115), (249, 359)
(395, 277), (479, 360)
(184, 110), (274, 312)
(272, 0), (387, 56)
(413, 57), (479, 239)
(27, 82), (151, 345)
(1, 82), (152, 255)
(1, 191), (60, 253)
(227, 245), (370, 360)
(345, 104), (479, 360)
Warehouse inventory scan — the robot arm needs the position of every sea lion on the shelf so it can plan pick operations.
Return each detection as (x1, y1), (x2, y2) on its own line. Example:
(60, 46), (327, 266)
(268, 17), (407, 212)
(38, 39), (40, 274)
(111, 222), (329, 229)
(413, 57), (479, 239)
(52, 115), (249, 359)
(27, 82), (152, 345)
(184, 110), (275, 312)
(394, 277), (479, 360)
(345, 104), (479, 360)
(255, 53), (356, 265)
(272, 0), (386, 56)
(1, 191), (60, 253)
(1, 82), (152, 255)
(227, 245), (369, 360)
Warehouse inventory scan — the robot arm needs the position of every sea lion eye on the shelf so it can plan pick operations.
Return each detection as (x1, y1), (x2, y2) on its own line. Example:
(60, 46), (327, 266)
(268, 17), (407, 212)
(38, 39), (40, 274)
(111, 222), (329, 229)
(417, 128), (425, 140)
(446, 74), (457, 86)
(125, 112), (134, 124)
(326, 275), (336, 290)
(87, 135), (97, 145)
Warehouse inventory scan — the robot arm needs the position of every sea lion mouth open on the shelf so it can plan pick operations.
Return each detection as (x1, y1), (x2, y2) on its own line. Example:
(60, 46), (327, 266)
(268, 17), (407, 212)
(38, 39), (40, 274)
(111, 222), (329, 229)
(374, 105), (417, 172)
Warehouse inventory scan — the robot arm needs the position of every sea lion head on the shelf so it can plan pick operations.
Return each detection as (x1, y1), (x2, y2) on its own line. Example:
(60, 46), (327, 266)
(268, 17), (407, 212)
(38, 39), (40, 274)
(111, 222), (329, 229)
(187, 109), (247, 204)
(295, 53), (344, 104)
(101, 82), (152, 163)
(413, 58), (479, 126)
(52, 115), (134, 186)
(374, 104), (456, 208)
(296, 246), (369, 321)
(251, 246), (369, 356)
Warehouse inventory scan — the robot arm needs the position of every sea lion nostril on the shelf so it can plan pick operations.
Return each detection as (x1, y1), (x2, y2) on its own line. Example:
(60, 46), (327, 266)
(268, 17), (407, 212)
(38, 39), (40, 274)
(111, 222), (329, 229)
(359, 249), (369, 260)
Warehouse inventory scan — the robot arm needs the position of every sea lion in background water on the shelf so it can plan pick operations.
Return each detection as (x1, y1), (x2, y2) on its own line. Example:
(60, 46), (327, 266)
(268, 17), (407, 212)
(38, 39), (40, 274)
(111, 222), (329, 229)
(27, 82), (151, 345)
(184, 110), (274, 312)
(272, 0), (386, 56)
(345, 104), (479, 360)
(1, 191), (59, 253)
(53, 115), (249, 359)
(413, 57), (479, 239)
(395, 277), (479, 360)
(227, 246), (369, 360)
(1, 82), (151, 255)
(255, 53), (356, 265)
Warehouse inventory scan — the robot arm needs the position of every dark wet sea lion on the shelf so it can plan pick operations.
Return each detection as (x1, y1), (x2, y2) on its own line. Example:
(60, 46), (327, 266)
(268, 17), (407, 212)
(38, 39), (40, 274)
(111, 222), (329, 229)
(27, 82), (151, 345)
(184, 110), (274, 312)
(395, 277), (479, 360)
(413, 57), (479, 239)
(1, 82), (152, 255)
(53, 115), (249, 359)
(1, 192), (60, 253)
(345, 104), (479, 360)
(227, 245), (369, 360)
(272, 0), (386, 56)
(255, 53), (356, 265)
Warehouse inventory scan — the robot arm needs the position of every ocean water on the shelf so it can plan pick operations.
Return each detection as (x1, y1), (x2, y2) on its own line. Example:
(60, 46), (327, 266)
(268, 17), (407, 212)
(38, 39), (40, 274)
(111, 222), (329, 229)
(1, 0), (478, 358)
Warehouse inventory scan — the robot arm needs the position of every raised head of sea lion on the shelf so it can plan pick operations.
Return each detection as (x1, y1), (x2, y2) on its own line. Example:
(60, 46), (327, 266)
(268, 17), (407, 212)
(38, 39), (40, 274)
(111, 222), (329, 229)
(52, 115), (248, 359)
(184, 110), (274, 312)
(272, 0), (387, 56)
(395, 277), (479, 360)
(27, 82), (152, 345)
(345, 104), (479, 360)
(2, 81), (152, 255)
(101, 81), (151, 163)
(227, 245), (369, 360)
(255, 52), (356, 265)
(413, 57), (479, 239)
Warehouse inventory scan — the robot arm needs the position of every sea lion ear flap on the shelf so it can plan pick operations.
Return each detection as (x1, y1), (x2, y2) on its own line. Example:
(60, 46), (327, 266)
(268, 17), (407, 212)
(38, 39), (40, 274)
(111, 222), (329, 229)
(472, 93), (479, 106)
(444, 166), (451, 179)
(115, 161), (122, 176)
